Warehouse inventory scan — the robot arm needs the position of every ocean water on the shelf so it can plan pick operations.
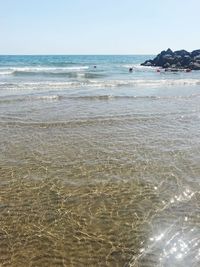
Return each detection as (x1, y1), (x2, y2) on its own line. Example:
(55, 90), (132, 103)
(0, 55), (200, 267)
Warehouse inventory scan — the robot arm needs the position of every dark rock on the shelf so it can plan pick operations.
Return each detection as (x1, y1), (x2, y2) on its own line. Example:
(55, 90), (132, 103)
(171, 64), (177, 68)
(145, 60), (154, 66)
(181, 55), (192, 66)
(191, 49), (200, 57)
(194, 55), (200, 61)
(175, 62), (182, 68)
(189, 62), (200, 70)
(163, 62), (171, 68)
(166, 48), (174, 55)
(145, 61), (153, 66)
(174, 50), (191, 57)
(141, 60), (153, 66)
(141, 48), (200, 70)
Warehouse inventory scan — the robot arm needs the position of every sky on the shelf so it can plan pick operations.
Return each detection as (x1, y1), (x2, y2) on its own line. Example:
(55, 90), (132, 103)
(0, 0), (200, 55)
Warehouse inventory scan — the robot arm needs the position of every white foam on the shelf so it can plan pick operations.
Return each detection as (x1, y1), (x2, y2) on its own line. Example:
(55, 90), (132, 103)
(122, 64), (158, 72)
(35, 95), (61, 101)
(0, 66), (89, 75)
(0, 70), (14, 75)
(89, 79), (200, 87)
(0, 78), (200, 91)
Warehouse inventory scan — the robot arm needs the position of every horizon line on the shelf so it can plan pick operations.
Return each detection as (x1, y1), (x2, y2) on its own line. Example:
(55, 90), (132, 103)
(0, 53), (155, 56)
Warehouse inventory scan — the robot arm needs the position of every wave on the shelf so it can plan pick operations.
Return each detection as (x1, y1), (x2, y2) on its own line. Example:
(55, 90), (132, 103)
(96, 79), (200, 87)
(1, 93), (200, 105)
(12, 71), (103, 79)
(0, 66), (89, 76)
(0, 115), (165, 128)
(0, 79), (200, 91)
(122, 64), (158, 72)
(0, 67), (106, 79)
(69, 94), (200, 101)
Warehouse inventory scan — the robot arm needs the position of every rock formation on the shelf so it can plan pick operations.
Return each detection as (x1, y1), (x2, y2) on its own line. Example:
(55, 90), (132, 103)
(141, 48), (200, 70)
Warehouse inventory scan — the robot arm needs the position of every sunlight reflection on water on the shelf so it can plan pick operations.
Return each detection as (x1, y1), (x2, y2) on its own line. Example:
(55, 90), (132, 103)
(128, 187), (200, 267)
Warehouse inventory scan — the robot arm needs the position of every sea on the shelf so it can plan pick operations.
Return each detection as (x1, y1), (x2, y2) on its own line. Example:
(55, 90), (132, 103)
(0, 55), (200, 267)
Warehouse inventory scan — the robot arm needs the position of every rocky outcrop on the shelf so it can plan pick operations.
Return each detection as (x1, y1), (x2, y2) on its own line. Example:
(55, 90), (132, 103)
(141, 48), (200, 70)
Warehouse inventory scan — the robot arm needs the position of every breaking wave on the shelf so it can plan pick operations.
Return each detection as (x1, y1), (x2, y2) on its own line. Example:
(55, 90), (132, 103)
(1, 79), (200, 90)
(0, 66), (89, 76)
(1, 93), (200, 105)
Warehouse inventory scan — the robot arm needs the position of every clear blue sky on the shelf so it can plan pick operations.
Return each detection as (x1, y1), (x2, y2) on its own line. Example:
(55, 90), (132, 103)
(0, 0), (199, 55)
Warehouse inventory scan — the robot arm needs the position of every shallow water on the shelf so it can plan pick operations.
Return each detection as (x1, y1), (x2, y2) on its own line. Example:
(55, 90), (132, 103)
(0, 55), (200, 266)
